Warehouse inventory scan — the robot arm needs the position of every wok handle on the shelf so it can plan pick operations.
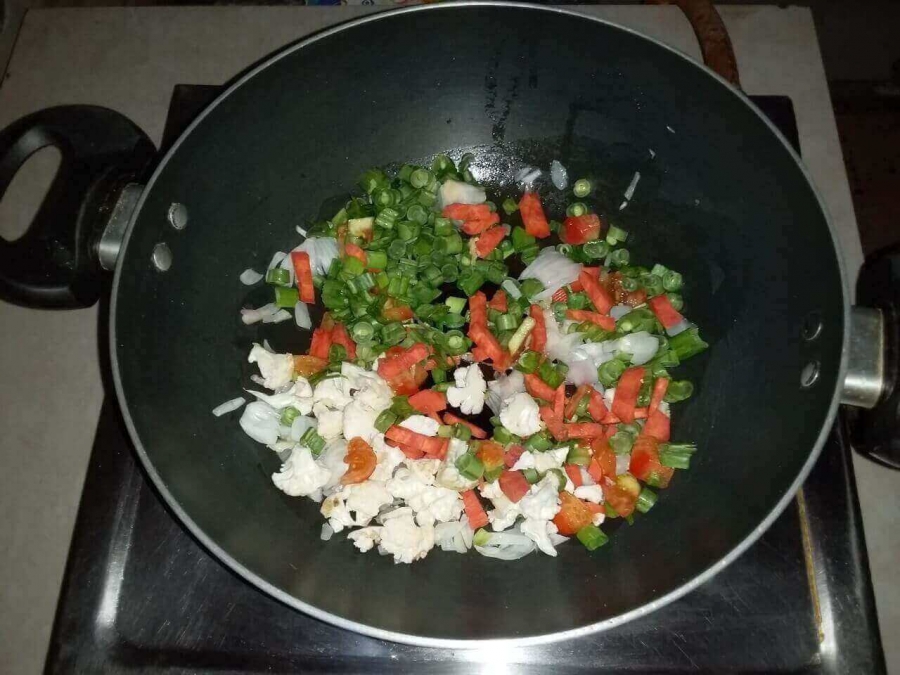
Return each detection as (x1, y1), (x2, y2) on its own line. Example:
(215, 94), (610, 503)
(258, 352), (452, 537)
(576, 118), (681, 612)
(847, 246), (900, 470)
(0, 106), (155, 308)
(649, 0), (741, 88)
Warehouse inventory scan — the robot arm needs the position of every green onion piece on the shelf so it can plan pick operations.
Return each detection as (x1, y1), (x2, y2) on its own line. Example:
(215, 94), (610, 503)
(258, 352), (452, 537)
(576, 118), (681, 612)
(300, 427), (326, 456)
(573, 179), (592, 198)
(437, 424), (454, 438)
(502, 197), (519, 215)
(274, 286), (299, 308)
(381, 322), (406, 346)
(620, 276), (640, 293)
(483, 465), (504, 483)
(567, 445), (591, 467)
(636, 488), (658, 514)
(636, 378), (653, 408)
(666, 293), (684, 311)
(525, 430), (552, 452)
(566, 291), (590, 310)
(328, 344), (347, 363)
(557, 243), (574, 259)
(523, 468), (541, 484)
(538, 360), (566, 389)
(516, 350), (542, 375)
(341, 257), (365, 279)
(598, 358), (628, 387)
(456, 453), (485, 480)
(665, 380), (694, 403)
(583, 240), (609, 260)
(508, 317), (536, 356)
(374, 409), (398, 433)
(473, 528), (491, 547)
(457, 270), (486, 297)
(662, 270), (683, 292)
(453, 423), (472, 441)
(330, 207), (348, 227)
(390, 395), (416, 419)
(668, 328), (708, 361)
(495, 313), (519, 332)
(519, 278), (545, 300)
(388, 240), (408, 259)
(409, 168), (432, 189)
(610, 248), (630, 267)
(609, 431), (635, 455)
(618, 422), (641, 437)
(265, 267), (291, 287)
(492, 426), (514, 445)
(433, 217), (453, 237)
(359, 169), (389, 195)
(566, 202), (588, 217)
(366, 250), (388, 270)
(659, 443), (697, 469)
(375, 207), (400, 229)
(617, 308), (657, 334)
(604, 502), (620, 519)
(351, 321), (375, 343)
(511, 226), (535, 251)
(433, 382), (452, 393)
(443, 330), (468, 356)
(606, 225), (629, 244)
(576, 524), (609, 550)
(431, 368), (447, 385)
(641, 273), (664, 297)
(280, 406), (301, 426)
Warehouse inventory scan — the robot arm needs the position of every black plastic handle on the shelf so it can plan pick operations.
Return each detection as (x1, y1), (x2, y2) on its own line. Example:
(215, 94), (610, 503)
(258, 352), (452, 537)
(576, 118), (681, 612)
(0, 106), (155, 308)
(849, 245), (900, 469)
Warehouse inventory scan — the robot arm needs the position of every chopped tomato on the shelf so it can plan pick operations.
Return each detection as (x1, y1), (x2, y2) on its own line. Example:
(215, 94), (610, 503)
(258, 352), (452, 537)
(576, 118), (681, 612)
(539, 405), (568, 441)
(560, 213), (602, 245)
(565, 464), (583, 488)
(551, 287), (568, 303)
(342, 437), (376, 484)
(564, 385), (592, 420)
(476, 440), (506, 470)
(408, 389), (447, 414)
(604, 481), (638, 518)
(648, 294), (684, 330)
(564, 423), (605, 439)
(587, 459), (603, 483)
(529, 305), (547, 353)
(471, 346), (489, 363)
(504, 444), (525, 468)
(642, 409), (671, 442)
(553, 384), (565, 419)
(588, 389), (608, 422)
(385, 425), (433, 452)
(649, 377), (669, 414)
(391, 440), (424, 460)
(422, 436), (450, 459)
(518, 192), (551, 238)
(387, 367), (428, 396)
(488, 289), (508, 313)
(462, 490), (489, 529)
(331, 323), (356, 359)
(293, 355), (328, 378)
(611, 366), (645, 424)
(443, 412), (488, 439)
(591, 437), (617, 479)
(382, 301), (415, 323)
(566, 309), (616, 331)
(600, 407), (649, 425)
(579, 269), (614, 315)
(498, 470), (531, 503)
(553, 491), (594, 535)
(468, 291), (488, 329)
(630, 436), (674, 488)
(290, 251), (315, 304)
(441, 203), (493, 222)
(468, 323), (509, 370)
(378, 343), (429, 380)
(524, 373), (557, 402)
(343, 242), (367, 266)
(308, 327), (333, 360)
(474, 226), (506, 258)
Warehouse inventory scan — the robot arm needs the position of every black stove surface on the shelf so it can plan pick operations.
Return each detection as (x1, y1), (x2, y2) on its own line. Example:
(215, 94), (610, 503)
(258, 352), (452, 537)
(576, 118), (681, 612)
(45, 88), (886, 674)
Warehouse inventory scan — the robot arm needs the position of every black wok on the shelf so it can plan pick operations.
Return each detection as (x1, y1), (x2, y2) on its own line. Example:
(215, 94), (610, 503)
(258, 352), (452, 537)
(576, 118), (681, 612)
(3, 2), (894, 646)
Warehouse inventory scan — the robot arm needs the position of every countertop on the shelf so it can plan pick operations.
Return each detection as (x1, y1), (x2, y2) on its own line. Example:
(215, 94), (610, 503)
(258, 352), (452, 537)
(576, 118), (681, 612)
(0, 5), (895, 673)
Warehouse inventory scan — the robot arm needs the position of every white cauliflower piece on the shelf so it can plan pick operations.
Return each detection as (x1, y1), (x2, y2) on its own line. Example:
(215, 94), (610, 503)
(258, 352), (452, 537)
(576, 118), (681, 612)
(245, 379), (314, 415)
(239, 401), (281, 445)
(480, 480), (521, 531)
(341, 363), (393, 411)
(404, 458), (442, 485)
(272, 447), (331, 497)
(574, 484), (605, 504)
(348, 526), (381, 553)
(313, 403), (344, 440)
(387, 463), (461, 527)
(435, 438), (478, 491)
(486, 370), (526, 415)
(248, 343), (295, 391)
(521, 518), (560, 557)
(446, 364), (487, 415)
(519, 475), (561, 521)
(342, 399), (382, 444)
(400, 415), (440, 437)
(378, 513), (435, 564)
(313, 376), (353, 410)
(387, 466), (430, 501)
(317, 438), (348, 489)
(320, 490), (355, 533)
(499, 392), (542, 437)
(370, 435), (405, 483)
(345, 481), (394, 526)
(512, 447), (569, 473)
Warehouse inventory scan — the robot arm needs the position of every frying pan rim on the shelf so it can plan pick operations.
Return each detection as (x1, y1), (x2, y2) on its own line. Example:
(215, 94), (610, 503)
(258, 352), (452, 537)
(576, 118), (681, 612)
(109, 1), (851, 648)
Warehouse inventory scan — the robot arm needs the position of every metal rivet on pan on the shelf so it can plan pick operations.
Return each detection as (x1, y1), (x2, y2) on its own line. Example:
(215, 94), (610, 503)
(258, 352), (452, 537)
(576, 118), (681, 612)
(800, 361), (820, 388)
(801, 311), (823, 341)
(152, 242), (172, 272)
(168, 202), (189, 230)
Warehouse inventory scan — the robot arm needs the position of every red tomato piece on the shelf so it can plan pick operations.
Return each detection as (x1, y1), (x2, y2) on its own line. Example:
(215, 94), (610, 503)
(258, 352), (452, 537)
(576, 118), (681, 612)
(443, 412), (488, 439)
(462, 490), (489, 529)
(488, 289), (508, 313)
(642, 409), (671, 442)
(529, 305), (547, 353)
(648, 294), (685, 330)
(611, 366), (645, 424)
(565, 464), (583, 488)
(524, 373), (557, 402)
(342, 438), (376, 485)
(518, 192), (551, 238)
(565, 309), (616, 332)
(498, 470), (531, 503)
(291, 251), (315, 304)
(474, 226), (506, 258)
(579, 269), (614, 315)
(408, 389), (448, 414)
(560, 213), (602, 245)
(553, 492), (594, 535)
(629, 436), (674, 488)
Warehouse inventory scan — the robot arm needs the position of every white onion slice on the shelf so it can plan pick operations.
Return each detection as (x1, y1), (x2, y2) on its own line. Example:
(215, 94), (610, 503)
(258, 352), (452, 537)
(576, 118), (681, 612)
(241, 303), (279, 325)
(623, 171), (641, 201)
(519, 249), (582, 302)
(666, 317), (693, 337)
(212, 397), (245, 417)
(240, 268), (263, 285)
(617, 331), (659, 365)
(550, 160), (568, 190)
(320, 523), (334, 541)
(268, 252), (286, 269)
(262, 309), (292, 324)
(610, 304), (631, 320)
(475, 530), (537, 560)
(294, 301), (311, 329)
(501, 279), (522, 299)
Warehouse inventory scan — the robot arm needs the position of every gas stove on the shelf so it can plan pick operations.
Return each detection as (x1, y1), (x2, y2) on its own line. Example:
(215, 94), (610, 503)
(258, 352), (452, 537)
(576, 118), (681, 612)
(44, 86), (886, 674)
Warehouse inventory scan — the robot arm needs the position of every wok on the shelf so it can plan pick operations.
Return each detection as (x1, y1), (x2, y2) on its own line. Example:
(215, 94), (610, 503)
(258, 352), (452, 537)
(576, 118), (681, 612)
(1, 2), (896, 646)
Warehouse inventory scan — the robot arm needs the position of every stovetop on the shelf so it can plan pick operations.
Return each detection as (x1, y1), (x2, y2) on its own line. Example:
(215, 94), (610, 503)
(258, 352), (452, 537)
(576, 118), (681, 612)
(44, 87), (886, 674)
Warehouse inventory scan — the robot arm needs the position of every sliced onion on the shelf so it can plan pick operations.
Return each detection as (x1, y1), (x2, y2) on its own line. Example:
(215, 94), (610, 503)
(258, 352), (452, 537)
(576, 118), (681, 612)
(296, 224), (308, 236)
(623, 171), (641, 201)
(610, 304), (631, 320)
(544, 308), (584, 363)
(262, 309), (292, 324)
(515, 166), (542, 186)
(240, 268), (263, 285)
(320, 523), (334, 541)
(550, 160), (568, 190)
(666, 317), (693, 337)
(294, 301), (311, 329)
(501, 279), (522, 300)
(212, 396), (245, 417)
(250, 374), (266, 387)
(549, 533), (569, 547)
(241, 303), (279, 325)
(617, 331), (659, 365)
(475, 530), (537, 560)
(268, 252), (287, 269)
(295, 237), (339, 276)
(519, 249), (582, 302)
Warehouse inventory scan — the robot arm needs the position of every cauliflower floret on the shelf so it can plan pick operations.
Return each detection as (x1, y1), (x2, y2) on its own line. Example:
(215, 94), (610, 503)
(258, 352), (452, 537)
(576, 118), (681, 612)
(313, 376), (353, 410)
(404, 458), (442, 484)
(386, 466), (430, 501)
(400, 415), (440, 437)
(499, 392), (542, 437)
(246, 379), (314, 415)
(370, 435), (405, 482)
(348, 526), (382, 552)
(239, 401), (281, 445)
(378, 513), (435, 564)
(342, 399), (382, 444)
(248, 343), (295, 391)
(479, 480), (521, 531)
(317, 438), (348, 489)
(345, 481), (394, 525)
(447, 364), (487, 415)
(386, 464), (462, 527)
(272, 447), (331, 497)
(519, 475), (561, 521)
(521, 518), (560, 557)
(341, 363), (393, 411)
(486, 370), (526, 415)
(574, 484), (605, 504)
(321, 490), (355, 532)
(313, 403), (344, 440)
(435, 438), (478, 491)
(512, 447), (569, 473)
